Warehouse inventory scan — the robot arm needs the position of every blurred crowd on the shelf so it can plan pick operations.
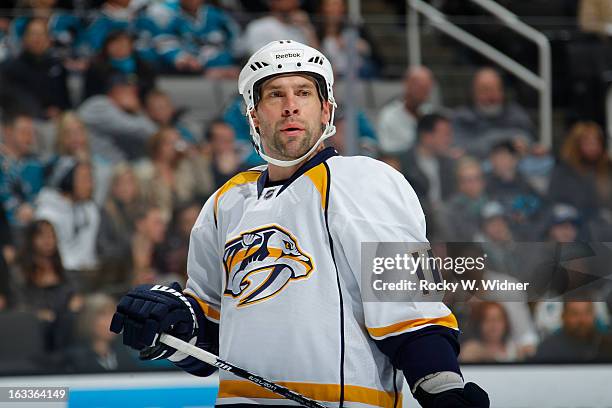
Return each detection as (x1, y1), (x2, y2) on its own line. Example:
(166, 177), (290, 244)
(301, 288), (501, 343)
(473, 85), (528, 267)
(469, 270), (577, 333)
(0, 0), (610, 375)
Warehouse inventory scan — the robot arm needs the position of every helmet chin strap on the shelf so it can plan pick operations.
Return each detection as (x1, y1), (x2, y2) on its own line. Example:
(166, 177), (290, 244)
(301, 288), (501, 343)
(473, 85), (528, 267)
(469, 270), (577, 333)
(247, 103), (337, 168)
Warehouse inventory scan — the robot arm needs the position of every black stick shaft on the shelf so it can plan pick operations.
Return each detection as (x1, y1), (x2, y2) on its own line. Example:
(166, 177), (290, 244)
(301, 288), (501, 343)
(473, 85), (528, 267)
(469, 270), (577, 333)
(159, 333), (326, 408)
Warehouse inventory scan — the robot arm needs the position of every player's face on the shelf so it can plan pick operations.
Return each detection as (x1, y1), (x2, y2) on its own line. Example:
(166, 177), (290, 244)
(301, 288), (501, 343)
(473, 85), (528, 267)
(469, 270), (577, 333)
(253, 74), (330, 161)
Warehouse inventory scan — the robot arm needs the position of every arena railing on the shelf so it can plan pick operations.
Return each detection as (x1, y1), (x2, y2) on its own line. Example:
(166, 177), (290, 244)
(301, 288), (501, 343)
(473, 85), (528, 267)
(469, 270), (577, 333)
(407, 0), (552, 149)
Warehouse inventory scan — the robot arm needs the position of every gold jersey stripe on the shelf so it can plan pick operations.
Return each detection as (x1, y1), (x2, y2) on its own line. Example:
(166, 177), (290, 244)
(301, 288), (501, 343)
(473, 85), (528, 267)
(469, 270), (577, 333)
(304, 164), (329, 210)
(218, 380), (401, 407)
(184, 291), (221, 322)
(367, 313), (459, 339)
(214, 171), (262, 223)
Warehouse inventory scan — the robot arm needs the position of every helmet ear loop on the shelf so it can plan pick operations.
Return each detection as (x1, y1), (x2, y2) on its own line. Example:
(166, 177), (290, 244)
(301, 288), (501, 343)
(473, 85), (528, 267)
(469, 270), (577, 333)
(246, 108), (262, 154)
(321, 97), (338, 142)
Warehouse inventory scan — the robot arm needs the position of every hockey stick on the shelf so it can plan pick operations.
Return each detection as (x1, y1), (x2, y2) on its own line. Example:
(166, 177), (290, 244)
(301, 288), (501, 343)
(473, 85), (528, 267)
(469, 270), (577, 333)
(159, 333), (326, 408)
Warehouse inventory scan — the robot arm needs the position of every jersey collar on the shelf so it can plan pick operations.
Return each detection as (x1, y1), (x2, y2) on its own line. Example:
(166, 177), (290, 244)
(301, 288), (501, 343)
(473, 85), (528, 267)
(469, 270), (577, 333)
(257, 147), (338, 198)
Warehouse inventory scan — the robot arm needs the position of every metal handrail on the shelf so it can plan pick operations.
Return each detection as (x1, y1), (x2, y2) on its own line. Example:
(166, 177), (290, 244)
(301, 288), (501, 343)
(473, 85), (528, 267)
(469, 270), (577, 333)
(407, 0), (553, 149)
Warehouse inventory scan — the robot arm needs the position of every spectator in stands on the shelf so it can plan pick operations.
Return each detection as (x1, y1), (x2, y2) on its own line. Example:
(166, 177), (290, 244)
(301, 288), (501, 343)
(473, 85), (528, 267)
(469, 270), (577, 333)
(134, 127), (196, 221)
(460, 302), (521, 362)
(548, 121), (612, 222)
(50, 111), (113, 204)
(529, 204), (601, 300)
(140, 0), (240, 77)
(78, 73), (157, 164)
(578, 0), (612, 36)
(84, 0), (136, 55)
(66, 293), (141, 373)
(0, 20), (9, 64)
(96, 163), (142, 293)
(328, 107), (378, 156)
(131, 205), (167, 285)
(14, 220), (83, 352)
(54, 112), (89, 162)
(376, 66), (435, 154)
(241, 0), (319, 55)
(156, 201), (201, 285)
(315, 0), (380, 78)
(191, 119), (248, 192)
(441, 157), (488, 241)
(144, 89), (196, 144)
(0, 206), (13, 309)
(533, 300), (611, 340)
(8, 0), (85, 61)
(84, 29), (156, 101)
(1, 18), (71, 119)
(222, 94), (260, 165)
(534, 301), (612, 362)
(397, 113), (457, 239)
(486, 140), (545, 240)
(452, 67), (534, 159)
(0, 261), (9, 311)
(398, 113), (457, 204)
(446, 243), (539, 354)
(546, 203), (581, 243)
(35, 158), (100, 277)
(475, 201), (521, 277)
(0, 111), (44, 226)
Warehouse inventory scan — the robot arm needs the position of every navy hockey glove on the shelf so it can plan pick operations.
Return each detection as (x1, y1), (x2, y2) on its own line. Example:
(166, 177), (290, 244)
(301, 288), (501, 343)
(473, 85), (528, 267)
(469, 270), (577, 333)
(109, 282), (198, 360)
(414, 382), (489, 408)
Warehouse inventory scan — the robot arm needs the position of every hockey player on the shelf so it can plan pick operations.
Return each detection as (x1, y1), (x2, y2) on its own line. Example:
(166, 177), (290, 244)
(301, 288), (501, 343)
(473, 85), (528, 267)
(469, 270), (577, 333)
(110, 40), (489, 407)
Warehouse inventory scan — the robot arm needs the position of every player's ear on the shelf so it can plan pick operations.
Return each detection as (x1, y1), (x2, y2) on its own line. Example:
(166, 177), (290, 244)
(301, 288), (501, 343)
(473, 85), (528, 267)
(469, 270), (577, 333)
(321, 100), (331, 125)
(250, 109), (260, 128)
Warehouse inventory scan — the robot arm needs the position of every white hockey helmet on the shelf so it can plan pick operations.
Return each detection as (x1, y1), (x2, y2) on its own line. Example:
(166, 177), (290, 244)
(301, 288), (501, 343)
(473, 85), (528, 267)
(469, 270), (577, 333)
(238, 40), (337, 167)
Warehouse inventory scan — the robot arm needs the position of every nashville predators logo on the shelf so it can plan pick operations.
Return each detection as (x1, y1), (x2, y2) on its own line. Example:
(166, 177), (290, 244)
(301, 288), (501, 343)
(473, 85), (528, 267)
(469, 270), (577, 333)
(223, 225), (314, 307)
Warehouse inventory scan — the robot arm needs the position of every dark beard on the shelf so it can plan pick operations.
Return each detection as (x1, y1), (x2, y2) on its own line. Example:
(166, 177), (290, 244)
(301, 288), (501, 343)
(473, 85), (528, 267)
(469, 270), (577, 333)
(270, 128), (316, 160)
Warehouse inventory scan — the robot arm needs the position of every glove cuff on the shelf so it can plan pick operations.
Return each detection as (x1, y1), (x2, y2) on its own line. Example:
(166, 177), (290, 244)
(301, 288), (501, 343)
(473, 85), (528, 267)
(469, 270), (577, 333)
(413, 371), (464, 394)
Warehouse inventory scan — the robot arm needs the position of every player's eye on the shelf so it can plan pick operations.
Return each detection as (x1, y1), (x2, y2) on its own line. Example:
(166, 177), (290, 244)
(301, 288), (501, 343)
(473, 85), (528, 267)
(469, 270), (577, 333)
(298, 90), (311, 97)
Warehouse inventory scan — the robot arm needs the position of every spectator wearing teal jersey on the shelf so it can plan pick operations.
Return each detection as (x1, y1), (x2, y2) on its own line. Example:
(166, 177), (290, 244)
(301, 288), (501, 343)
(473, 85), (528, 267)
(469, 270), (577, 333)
(84, 0), (136, 56)
(0, 111), (44, 226)
(9, 0), (86, 60)
(139, 0), (240, 77)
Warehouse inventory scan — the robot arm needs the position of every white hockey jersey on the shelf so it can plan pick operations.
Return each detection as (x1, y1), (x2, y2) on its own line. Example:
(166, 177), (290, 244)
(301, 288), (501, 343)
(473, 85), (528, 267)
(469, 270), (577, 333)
(183, 147), (458, 407)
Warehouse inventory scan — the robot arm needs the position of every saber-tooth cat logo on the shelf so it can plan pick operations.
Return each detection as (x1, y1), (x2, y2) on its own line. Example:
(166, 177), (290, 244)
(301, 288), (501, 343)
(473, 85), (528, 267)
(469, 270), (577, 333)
(223, 225), (314, 307)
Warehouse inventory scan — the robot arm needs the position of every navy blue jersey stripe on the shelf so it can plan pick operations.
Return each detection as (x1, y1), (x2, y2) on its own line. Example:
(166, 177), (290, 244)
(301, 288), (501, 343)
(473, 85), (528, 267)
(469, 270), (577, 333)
(323, 161), (345, 407)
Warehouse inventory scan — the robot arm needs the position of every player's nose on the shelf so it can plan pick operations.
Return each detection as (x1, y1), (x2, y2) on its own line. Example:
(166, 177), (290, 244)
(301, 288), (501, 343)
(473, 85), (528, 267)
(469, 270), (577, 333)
(282, 94), (299, 116)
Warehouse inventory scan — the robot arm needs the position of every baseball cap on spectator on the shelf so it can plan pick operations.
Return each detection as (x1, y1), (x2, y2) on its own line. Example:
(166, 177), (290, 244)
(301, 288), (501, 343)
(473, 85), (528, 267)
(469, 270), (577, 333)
(549, 204), (580, 227)
(480, 201), (505, 223)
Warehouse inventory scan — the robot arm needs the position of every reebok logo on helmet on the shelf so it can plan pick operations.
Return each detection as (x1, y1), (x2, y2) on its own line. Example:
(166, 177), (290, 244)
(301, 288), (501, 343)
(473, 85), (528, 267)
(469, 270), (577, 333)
(272, 50), (303, 60)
